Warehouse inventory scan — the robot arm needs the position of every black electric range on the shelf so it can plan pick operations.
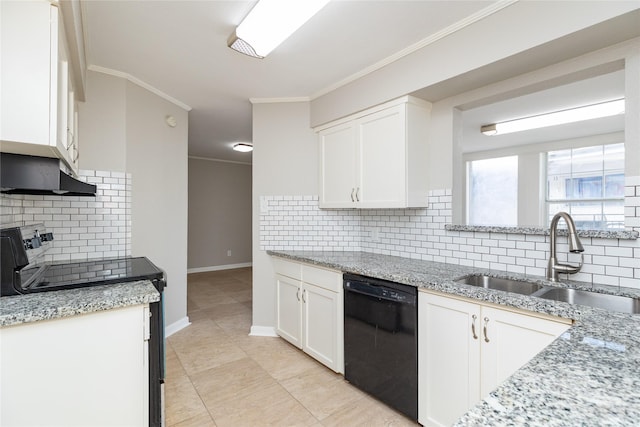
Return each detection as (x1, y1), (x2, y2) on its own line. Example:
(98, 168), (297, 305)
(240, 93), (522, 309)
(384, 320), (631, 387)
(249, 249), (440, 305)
(0, 224), (166, 427)
(17, 256), (164, 294)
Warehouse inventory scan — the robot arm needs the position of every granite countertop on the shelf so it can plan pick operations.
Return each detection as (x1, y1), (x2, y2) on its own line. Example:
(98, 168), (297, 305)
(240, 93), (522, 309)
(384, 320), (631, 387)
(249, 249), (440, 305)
(268, 250), (640, 426)
(0, 280), (160, 327)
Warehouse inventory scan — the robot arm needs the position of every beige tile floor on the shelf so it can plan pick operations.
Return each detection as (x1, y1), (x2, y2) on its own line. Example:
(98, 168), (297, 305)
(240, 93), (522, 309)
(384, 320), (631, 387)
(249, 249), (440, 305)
(165, 268), (419, 427)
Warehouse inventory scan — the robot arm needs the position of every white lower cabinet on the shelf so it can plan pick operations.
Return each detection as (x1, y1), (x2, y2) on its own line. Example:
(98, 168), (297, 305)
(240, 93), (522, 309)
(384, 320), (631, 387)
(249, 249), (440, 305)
(274, 258), (344, 373)
(418, 291), (570, 427)
(0, 304), (150, 427)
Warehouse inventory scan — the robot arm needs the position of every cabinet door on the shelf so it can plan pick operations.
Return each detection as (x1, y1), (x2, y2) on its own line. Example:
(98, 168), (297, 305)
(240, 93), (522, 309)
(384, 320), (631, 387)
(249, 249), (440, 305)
(301, 282), (339, 371)
(275, 274), (302, 348)
(357, 104), (407, 208)
(1, 1), (55, 146)
(480, 306), (569, 397)
(418, 292), (481, 427)
(0, 305), (149, 426)
(318, 122), (357, 208)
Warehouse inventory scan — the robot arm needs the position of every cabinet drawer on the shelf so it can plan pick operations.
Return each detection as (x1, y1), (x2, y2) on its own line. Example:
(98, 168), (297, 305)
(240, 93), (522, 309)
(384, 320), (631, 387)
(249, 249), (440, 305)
(301, 264), (342, 292)
(273, 258), (302, 280)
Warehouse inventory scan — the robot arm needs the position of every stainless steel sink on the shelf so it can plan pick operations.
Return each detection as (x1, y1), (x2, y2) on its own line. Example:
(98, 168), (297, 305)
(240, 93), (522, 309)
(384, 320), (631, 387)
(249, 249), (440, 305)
(534, 287), (640, 314)
(455, 275), (544, 296)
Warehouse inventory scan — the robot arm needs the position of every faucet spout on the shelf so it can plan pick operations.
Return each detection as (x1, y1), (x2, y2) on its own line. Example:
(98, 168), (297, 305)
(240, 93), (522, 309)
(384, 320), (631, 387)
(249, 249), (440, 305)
(547, 212), (585, 282)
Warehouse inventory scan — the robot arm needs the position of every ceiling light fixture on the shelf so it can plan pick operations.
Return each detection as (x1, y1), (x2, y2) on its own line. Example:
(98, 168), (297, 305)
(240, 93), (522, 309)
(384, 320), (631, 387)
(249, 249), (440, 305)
(227, 0), (330, 59)
(233, 143), (253, 153)
(481, 98), (625, 136)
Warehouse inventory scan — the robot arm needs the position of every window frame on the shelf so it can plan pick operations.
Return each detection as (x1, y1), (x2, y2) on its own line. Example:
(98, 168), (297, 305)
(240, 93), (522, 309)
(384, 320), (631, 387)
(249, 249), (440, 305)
(461, 132), (624, 229)
(544, 143), (625, 229)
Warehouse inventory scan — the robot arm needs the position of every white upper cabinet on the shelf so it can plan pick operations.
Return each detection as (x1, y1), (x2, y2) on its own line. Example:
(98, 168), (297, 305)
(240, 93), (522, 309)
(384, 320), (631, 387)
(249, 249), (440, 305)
(1, 0), (79, 173)
(316, 96), (431, 209)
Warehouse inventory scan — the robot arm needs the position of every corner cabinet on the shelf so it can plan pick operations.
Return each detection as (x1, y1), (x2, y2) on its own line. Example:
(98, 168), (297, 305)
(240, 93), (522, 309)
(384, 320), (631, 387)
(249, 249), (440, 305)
(418, 290), (571, 427)
(1, 305), (150, 426)
(1, 0), (80, 174)
(316, 96), (431, 209)
(274, 257), (344, 373)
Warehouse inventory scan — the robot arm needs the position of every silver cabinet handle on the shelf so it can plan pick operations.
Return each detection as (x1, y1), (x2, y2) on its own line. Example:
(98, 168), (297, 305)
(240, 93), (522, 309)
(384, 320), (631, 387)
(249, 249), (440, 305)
(66, 128), (74, 150)
(483, 317), (490, 343)
(355, 187), (360, 202)
(471, 314), (478, 340)
(350, 188), (355, 202)
(296, 288), (300, 301)
(302, 289), (306, 303)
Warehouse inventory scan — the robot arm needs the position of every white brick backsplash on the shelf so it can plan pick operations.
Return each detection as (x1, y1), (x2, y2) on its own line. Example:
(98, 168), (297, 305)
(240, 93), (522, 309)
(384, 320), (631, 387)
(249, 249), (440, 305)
(1, 170), (132, 261)
(260, 185), (640, 288)
(625, 177), (640, 233)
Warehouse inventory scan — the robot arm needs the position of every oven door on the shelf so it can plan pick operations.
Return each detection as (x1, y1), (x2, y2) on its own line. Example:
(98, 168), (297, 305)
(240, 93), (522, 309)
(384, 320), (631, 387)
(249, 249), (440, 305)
(149, 279), (166, 427)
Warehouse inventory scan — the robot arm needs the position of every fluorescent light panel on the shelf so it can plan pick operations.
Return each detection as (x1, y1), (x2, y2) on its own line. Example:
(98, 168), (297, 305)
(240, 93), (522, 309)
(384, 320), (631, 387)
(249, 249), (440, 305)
(481, 98), (625, 136)
(229, 0), (330, 58)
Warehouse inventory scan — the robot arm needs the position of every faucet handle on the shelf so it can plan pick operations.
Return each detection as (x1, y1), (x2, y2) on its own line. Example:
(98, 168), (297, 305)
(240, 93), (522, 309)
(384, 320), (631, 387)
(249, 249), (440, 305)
(555, 253), (584, 275)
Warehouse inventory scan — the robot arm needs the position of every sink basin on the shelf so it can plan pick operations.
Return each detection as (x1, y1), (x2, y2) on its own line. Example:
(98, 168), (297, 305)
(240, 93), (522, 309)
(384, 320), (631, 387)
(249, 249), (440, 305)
(456, 275), (544, 296)
(535, 287), (640, 314)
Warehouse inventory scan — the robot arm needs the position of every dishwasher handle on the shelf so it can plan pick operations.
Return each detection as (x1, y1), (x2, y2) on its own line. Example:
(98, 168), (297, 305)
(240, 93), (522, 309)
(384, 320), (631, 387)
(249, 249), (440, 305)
(344, 280), (416, 306)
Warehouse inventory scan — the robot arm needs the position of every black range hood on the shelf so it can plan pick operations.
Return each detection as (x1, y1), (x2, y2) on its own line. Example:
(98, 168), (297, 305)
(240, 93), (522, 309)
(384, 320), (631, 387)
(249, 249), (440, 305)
(0, 153), (97, 197)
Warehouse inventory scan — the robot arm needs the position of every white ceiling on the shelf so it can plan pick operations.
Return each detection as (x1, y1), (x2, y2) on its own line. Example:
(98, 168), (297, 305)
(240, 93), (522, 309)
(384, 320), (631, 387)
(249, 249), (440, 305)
(81, 0), (495, 163)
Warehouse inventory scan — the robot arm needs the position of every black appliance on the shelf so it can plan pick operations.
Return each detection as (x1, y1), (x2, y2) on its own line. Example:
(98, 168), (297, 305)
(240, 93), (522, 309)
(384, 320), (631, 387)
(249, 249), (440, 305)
(343, 273), (418, 420)
(0, 152), (97, 196)
(0, 225), (165, 427)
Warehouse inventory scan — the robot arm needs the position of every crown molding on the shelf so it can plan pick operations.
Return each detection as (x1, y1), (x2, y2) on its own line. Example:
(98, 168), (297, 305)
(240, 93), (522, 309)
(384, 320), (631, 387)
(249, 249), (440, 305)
(310, 0), (519, 100)
(87, 65), (192, 111)
(250, 97), (311, 104)
(188, 156), (252, 166)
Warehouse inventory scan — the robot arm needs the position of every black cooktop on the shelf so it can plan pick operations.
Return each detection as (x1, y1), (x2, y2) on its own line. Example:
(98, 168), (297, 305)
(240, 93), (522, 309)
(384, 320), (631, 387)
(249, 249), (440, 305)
(19, 257), (164, 293)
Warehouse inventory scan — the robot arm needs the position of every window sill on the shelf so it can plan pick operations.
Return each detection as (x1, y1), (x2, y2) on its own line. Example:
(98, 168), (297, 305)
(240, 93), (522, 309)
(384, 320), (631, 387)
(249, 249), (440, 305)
(445, 224), (638, 240)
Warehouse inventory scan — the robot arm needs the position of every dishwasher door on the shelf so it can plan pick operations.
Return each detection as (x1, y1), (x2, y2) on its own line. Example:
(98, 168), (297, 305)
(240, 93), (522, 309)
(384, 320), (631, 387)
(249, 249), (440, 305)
(343, 274), (418, 420)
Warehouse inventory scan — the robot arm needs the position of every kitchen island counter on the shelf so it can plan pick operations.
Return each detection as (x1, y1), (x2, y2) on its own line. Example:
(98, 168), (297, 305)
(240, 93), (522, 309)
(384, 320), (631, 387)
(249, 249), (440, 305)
(0, 280), (160, 327)
(268, 250), (640, 426)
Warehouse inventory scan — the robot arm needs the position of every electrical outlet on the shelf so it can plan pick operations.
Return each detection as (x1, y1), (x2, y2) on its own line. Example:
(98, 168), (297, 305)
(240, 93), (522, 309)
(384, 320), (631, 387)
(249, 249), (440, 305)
(227, 250), (232, 257)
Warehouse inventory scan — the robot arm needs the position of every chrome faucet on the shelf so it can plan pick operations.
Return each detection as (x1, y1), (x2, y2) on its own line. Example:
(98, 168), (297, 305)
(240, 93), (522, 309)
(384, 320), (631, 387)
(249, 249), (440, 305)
(547, 212), (585, 282)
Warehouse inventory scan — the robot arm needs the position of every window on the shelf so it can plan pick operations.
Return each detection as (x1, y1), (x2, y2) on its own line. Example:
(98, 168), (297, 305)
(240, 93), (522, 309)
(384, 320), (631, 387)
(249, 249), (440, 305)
(467, 156), (518, 226)
(546, 143), (625, 229)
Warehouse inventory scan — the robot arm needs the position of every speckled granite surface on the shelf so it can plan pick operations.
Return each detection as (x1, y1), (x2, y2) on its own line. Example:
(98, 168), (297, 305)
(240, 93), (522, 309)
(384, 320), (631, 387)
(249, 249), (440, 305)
(0, 280), (160, 327)
(445, 224), (639, 240)
(268, 250), (640, 426)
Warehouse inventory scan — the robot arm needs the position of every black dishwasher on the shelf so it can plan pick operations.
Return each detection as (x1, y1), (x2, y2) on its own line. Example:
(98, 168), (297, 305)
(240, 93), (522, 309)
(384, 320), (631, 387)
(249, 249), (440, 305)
(343, 273), (418, 420)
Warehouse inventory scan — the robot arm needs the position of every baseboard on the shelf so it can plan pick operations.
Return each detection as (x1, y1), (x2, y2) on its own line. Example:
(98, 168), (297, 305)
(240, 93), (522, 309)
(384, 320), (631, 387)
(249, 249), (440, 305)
(187, 262), (252, 274)
(249, 325), (278, 337)
(165, 316), (191, 337)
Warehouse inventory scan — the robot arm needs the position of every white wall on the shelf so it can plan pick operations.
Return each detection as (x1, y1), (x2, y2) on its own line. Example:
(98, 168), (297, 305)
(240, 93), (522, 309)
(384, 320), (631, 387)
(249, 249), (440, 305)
(79, 70), (189, 330)
(125, 81), (189, 329)
(251, 101), (317, 333)
(78, 71), (127, 172)
(188, 158), (252, 270)
(310, 1), (640, 127)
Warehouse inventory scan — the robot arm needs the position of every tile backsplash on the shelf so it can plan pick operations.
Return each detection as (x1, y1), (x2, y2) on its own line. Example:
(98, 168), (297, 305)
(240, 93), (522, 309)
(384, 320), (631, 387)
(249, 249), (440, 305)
(260, 177), (640, 289)
(0, 170), (131, 262)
